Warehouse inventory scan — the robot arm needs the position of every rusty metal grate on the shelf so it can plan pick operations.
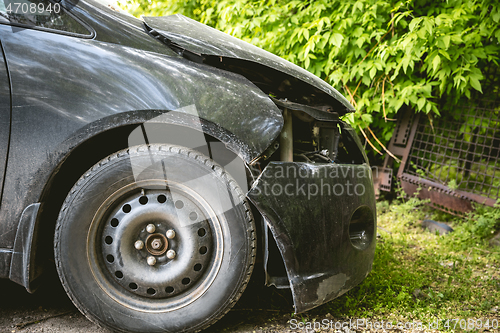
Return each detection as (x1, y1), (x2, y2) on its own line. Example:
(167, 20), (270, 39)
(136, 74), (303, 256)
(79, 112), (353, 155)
(378, 62), (500, 214)
(405, 102), (500, 202)
(378, 99), (500, 215)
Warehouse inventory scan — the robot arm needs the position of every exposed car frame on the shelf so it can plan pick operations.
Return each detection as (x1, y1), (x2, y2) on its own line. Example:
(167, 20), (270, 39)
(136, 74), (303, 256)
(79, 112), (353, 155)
(0, 0), (376, 331)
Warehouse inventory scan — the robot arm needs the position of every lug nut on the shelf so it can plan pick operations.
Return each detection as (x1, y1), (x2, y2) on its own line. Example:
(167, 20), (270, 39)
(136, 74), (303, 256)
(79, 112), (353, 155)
(146, 224), (156, 233)
(166, 250), (176, 259)
(134, 240), (144, 250)
(166, 229), (175, 239)
(147, 256), (156, 266)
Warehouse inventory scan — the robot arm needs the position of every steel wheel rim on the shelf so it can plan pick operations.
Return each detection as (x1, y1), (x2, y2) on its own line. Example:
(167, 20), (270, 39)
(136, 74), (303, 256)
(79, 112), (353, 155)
(87, 179), (224, 312)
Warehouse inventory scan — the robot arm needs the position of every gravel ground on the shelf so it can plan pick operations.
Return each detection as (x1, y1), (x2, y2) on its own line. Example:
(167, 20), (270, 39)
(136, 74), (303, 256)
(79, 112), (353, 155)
(0, 269), (299, 333)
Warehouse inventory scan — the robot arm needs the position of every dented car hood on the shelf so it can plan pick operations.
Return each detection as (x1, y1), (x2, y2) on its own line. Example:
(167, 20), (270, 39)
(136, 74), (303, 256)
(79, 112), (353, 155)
(143, 15), (355, 115)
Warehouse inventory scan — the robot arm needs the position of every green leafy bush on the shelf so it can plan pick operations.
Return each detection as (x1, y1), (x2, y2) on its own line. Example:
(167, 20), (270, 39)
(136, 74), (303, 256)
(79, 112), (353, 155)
(120, 0), (500, 153)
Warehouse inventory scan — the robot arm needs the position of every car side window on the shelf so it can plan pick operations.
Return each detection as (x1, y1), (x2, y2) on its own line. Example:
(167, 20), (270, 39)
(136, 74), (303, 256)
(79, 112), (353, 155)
(0, 0), (91, 35)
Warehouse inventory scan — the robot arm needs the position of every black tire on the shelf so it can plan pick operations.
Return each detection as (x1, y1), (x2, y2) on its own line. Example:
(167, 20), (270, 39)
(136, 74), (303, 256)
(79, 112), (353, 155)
(54, 144), (256, 333)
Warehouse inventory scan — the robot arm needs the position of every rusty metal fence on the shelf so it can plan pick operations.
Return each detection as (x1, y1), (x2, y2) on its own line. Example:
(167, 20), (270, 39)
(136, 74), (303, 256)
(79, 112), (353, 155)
(378, 100), (500, 215)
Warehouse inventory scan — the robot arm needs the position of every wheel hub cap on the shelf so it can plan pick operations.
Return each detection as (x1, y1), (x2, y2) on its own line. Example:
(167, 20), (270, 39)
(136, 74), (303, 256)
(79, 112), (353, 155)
(146, 233), (168, 255)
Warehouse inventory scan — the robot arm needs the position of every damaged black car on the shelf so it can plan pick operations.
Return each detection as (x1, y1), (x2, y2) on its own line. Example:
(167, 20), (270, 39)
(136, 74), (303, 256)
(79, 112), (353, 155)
(0, 0), (376, 332)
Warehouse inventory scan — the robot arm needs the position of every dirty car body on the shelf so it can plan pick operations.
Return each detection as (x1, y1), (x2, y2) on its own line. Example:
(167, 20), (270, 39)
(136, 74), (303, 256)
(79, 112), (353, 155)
(0, 0), (376, 331)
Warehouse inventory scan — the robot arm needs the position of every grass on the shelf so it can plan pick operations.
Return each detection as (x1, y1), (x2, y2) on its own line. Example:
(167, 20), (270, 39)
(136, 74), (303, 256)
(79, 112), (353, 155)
(292, 194), (500, 331)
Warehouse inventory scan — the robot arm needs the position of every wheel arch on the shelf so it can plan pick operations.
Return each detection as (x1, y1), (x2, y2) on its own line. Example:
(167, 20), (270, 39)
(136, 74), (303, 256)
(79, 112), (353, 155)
(14, 110), (260, 292)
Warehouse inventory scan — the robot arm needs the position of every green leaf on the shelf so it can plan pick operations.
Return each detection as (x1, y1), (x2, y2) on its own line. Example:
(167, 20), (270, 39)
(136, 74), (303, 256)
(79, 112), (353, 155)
(443, 35), (450, 49)
(303, 28), (309, 41)
(394, 98), (404, 111)
(330, 33), (344, 48)
(362, 74), (371, 86)
(423, 18), (433, 36)
(450, 34), (463, 44)
(438, 50), (451, 61)
(353, 1), (364, 13)
(417, 97), (426, 111)
(304, 56), (310, 69)
(425, 102), (432, 113)
(352, 27), (363, 38)
(402, 56), (410, 74)
(409, 18), (422, 32)
(493, 10), (500, 23)
(355, 37), (365, 48)
(361, 113), (372, 123)
(432, 55), (441, 73)
(469, 76), (483, 93)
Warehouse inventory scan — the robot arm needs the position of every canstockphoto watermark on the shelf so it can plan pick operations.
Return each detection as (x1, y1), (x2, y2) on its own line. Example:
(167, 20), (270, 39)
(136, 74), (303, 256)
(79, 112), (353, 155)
(290, 318), (427, 331)
(290, 317), (498, 331)
(251, 165), (377, 199)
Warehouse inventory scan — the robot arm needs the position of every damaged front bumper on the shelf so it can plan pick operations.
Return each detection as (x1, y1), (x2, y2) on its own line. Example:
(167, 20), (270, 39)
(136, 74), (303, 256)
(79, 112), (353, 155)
(248, 162), (376, 313)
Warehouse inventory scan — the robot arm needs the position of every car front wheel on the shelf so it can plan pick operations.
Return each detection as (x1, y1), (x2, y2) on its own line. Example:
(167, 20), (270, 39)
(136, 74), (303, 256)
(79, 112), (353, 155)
(54, 144), (255, 333)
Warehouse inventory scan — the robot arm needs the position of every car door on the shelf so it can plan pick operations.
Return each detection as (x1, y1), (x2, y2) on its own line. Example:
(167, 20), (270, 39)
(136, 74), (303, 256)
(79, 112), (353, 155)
(0, 38), (10, 205)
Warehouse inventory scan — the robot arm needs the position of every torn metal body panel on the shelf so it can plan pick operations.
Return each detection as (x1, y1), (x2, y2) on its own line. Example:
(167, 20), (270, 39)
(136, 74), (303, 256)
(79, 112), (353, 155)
(142, 15), (355, 114)
(248, 162), (376, 313)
